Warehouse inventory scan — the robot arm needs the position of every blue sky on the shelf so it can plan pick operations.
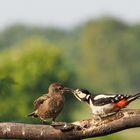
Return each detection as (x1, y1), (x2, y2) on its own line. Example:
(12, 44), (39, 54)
(0, 0), (140, 29)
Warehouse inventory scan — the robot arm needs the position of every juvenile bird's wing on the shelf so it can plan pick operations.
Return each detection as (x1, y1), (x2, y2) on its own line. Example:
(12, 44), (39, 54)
(33, 94), (50, 109)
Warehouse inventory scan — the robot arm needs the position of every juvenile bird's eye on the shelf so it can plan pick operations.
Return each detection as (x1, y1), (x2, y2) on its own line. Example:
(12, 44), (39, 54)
(58, 87), (63, 90)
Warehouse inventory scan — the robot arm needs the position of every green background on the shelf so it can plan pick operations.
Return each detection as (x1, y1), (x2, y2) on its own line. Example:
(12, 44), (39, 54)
(0, 17), (140, 139)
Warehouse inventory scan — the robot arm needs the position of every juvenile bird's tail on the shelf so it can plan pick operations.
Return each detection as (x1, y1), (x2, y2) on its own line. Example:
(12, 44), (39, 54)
(127, 93), (140, 103)
(28, 111), (38, 117)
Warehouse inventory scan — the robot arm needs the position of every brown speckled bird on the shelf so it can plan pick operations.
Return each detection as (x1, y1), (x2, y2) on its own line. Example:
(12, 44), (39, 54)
(28, 82), (69, 122)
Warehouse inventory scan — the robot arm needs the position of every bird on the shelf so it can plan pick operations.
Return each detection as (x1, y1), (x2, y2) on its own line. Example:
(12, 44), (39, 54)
(28, 82), (69, 123)
(69, 88), (140, 119)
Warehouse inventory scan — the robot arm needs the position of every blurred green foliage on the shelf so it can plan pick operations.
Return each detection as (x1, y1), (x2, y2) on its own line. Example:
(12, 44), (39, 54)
(0, 17), (140, 139)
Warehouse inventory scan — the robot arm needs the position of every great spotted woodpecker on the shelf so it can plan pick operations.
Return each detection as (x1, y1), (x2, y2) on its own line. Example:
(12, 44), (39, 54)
(70, 88), (140, 118)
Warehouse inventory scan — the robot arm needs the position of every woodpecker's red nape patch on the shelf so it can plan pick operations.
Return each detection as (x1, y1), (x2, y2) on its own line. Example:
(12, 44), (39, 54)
(114, 99), (128, 108)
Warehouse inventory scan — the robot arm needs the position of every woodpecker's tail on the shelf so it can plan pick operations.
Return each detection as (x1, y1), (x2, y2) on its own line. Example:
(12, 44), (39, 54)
(27, 111), (38, 117)
(127, 93), (140, 103)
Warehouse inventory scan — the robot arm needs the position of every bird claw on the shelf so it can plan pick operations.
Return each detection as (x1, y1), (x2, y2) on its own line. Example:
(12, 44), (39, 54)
(92, 115), (102, 121)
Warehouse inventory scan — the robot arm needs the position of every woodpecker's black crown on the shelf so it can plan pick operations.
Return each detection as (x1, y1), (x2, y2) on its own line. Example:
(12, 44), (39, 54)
(79, 89), (91, 95)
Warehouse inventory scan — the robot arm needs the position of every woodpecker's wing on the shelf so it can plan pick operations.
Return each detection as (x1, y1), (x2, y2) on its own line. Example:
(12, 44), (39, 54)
(91, 93), (131, 106)
(33, 94), (50, 109)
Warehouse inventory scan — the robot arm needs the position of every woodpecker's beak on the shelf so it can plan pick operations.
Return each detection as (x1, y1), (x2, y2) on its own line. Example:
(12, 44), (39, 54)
(63, 88), (81, 101)
(63, 87), (74, 92)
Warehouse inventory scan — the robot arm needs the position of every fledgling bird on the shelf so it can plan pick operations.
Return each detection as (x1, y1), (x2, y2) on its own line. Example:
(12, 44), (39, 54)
(70, 88), (140, 119)
(28, 82), (69, 123)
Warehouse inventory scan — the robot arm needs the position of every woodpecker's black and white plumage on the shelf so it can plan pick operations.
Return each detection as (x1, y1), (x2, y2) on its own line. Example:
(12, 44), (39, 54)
(71, 89), (140, 117)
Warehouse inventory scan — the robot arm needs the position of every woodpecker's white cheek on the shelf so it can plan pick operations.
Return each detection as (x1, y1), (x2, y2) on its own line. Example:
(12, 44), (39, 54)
(74, 89), (87, 102)
(74, 93), (86, 102)
(78, 93), (86, 99)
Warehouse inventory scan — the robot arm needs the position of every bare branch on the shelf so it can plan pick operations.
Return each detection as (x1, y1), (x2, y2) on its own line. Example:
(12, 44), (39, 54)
(0, 109), (140, 140)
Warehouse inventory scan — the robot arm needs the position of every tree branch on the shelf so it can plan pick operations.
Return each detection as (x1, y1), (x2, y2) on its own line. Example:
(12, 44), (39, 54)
(0, 109), (140, 140)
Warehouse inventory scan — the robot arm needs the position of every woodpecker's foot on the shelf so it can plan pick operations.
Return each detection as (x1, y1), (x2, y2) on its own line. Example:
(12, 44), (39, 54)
(101, 112), (118, 118)
(92, 115), (102, 122)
